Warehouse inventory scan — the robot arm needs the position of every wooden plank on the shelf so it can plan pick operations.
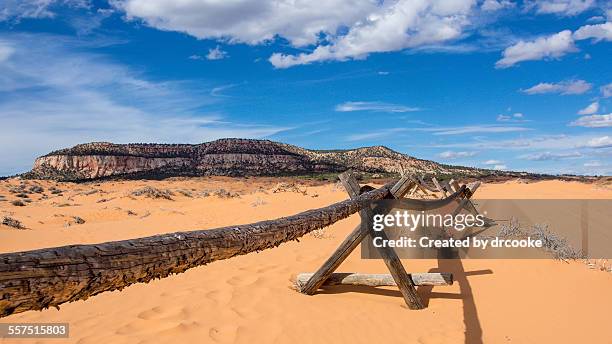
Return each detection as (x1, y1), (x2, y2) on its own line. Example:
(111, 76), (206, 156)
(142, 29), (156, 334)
(299, 173), (411, 295)
(296, 273), (453, 288)
(432, 177), (448, 197)
(0, 180), (396, 318)
(450, 179), (461, 193)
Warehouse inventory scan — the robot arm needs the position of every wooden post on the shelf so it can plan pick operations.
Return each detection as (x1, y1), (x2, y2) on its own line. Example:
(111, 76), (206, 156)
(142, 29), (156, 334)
(299, 173), (413, 295)
(340, 172), (424, 309)
(432, 177), (447, 197)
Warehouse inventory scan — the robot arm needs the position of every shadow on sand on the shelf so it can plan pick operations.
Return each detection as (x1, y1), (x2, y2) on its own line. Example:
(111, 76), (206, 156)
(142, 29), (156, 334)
(314, 248), (493, 344)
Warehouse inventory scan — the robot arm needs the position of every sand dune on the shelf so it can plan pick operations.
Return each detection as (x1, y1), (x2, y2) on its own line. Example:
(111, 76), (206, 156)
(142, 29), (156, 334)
(0, 178), (611, 343)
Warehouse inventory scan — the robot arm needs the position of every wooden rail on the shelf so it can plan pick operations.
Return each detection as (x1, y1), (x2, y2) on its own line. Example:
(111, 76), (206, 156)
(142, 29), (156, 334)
(0, 181), (395, 317)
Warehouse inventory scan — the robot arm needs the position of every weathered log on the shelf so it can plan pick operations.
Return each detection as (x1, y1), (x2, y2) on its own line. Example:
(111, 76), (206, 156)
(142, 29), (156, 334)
(0, 180), (395, 317)
(296, 273), (453, 288)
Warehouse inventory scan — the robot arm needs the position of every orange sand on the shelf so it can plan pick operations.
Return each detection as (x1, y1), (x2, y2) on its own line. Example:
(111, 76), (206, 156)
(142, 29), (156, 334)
(0, 177), (611, 344)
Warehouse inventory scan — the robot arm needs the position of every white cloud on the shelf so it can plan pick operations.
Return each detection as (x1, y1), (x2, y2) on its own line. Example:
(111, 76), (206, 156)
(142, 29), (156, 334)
(268, 0), (476, 68)
(335, 101), (420, 113)
(0, 0), (90, 21)
(497, 112), (527, 122)
(583, 136), (612, 148)
(577, 101), (599, 115)
(114, 0), (379, 47)
(0, 41), (14, 62)
(495, 30), (576, 68)
(570, 114), (612, 127)
(0, 34), (290, 175)
(522, 79), (592, 95)
(601, 83), (612, 98)
(483, 159), (502, 165)
(520, 151), (582, 161)
(438, 151), (477, 159)
(421, 125), (532, 135)
(492, 164), (507, 170)
(481, 0), (515, 11)
(345, 128), (407, 141)
(206, 45), (228, 60)
(528, 0), (594, 16)
(583, 160), (602, 167)
(573, 22), (612, 42)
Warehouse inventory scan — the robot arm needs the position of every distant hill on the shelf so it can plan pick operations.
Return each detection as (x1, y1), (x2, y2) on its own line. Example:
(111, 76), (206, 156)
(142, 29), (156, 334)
(23, 138), (535, 181)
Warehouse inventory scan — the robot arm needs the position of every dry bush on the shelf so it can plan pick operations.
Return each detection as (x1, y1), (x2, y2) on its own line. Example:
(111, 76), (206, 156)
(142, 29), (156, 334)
(72, 216), (86, 225)
(2, 216), (25, 229)
(271, 182), (307, 195)
(11, 200), (25, 207)
(131, 186), (174, 200)
(175, 189), (193, 197)
(29, 185), (44, 193)
(493, 219), (584, 261)
(212, 189), (240, 198)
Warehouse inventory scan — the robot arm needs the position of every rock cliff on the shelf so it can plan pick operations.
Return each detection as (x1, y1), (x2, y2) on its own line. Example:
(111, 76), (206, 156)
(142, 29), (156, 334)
(25, 138), (490, 181)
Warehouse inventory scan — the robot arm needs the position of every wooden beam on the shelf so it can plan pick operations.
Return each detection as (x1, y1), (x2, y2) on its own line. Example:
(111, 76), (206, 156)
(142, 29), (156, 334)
(299, 173), (411, 295)
(450, 179), (461, 193)
(341, 172), (424, 309)
(432, 177), (447, 197)
(296, 273), (453, 288)
(0, 180), (396, 318)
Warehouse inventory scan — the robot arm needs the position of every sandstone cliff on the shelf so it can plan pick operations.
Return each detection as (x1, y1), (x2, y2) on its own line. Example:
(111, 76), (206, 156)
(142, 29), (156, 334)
(26, 138), (492, 181)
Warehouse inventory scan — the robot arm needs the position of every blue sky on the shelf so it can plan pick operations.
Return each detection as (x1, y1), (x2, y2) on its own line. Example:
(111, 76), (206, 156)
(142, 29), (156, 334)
(0, 0), (611, 176)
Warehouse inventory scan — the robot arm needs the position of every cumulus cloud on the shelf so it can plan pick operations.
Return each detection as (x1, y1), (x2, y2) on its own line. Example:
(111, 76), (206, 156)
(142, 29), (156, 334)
(496, 30), (576, 68)
(335, 101), (419, 113)
(573, 22), (612, 41)
(527, 0), (595, 16)
(206, 45), (229, 60)
(438, 151), (477, 159)
(268, 0), (476, 68)
(577, 101), (599, 115)
(113, 0), (378, 46)
(570, 114), (612, 127)
(481, 0), (515, 11)
(522, 79), (592, 95)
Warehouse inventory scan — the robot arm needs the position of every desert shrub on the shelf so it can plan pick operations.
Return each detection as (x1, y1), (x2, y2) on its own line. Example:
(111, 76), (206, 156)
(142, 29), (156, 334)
(11, 200), (25, 206)
(29, 185), (44, 193)
(72, 216), (85, 224)
(175, 189), (193, 197)
(131, 186), (174, 200)
(212, 189), (240, 198)
(2, 216), (25, 229)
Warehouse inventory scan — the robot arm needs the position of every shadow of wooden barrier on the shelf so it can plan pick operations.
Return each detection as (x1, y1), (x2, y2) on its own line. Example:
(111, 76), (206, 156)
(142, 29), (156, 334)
(296, 171), (482, 310)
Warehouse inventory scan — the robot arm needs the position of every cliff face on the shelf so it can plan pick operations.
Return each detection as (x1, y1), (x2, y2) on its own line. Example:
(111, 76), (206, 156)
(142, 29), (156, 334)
(26, 138), (485, 181)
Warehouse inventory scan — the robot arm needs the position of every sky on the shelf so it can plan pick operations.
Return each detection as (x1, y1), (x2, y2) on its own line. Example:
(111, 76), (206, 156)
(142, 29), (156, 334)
(0, 0), (611, 176)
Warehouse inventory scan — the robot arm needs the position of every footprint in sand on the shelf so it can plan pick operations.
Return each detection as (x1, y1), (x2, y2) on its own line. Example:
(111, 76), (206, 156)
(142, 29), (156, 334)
(208, 325), (241, 343)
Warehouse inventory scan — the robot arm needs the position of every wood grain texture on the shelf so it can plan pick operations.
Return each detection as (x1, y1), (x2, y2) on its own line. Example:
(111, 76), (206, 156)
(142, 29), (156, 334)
(0, 180), (395, 317)
(298, 174), (410, 295)
(296, 273), (453, 288)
